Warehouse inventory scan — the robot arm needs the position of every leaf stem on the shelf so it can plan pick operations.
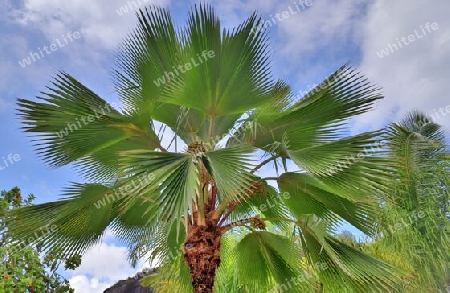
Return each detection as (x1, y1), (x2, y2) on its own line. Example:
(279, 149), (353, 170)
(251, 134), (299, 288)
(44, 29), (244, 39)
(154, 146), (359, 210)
(250, 155), (280, 174)
(221, 217), (298, 233)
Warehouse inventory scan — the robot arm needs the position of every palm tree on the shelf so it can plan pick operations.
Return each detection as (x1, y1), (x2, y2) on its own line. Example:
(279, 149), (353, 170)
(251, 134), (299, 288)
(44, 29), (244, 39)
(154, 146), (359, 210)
(364, 111), (450, 291)
(12, 5), (406, 292)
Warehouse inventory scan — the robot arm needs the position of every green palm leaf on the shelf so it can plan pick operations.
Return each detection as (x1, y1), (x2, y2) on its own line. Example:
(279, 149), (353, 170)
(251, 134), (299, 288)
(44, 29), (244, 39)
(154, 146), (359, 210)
(117, 150), (199, 235)
(202, 145), (255, 201)
(233, 231), (311, 292)
(17, 72), (161, 182)
(298, 218), (405, 292)
(7, 183), (113, 256)
(250, 66), (382, 151)
(278, 172), (378, 235)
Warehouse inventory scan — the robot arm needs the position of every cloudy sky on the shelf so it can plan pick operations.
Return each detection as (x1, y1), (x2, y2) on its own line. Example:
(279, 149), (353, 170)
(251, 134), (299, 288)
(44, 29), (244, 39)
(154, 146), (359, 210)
(0, 0), (449, 292)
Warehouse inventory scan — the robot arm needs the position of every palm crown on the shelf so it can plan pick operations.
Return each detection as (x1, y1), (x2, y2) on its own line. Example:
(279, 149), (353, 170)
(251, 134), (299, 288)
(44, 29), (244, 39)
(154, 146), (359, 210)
(12, 4), (407, 292)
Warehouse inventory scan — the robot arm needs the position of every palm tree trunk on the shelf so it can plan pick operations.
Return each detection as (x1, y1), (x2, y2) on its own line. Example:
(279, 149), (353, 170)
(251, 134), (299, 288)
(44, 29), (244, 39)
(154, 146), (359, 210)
(183, 222), (222, 293)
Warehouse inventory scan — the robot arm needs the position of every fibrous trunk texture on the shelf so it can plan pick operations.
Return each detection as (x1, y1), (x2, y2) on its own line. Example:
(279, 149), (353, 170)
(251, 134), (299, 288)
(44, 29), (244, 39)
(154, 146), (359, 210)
(183, 221), (221, 293)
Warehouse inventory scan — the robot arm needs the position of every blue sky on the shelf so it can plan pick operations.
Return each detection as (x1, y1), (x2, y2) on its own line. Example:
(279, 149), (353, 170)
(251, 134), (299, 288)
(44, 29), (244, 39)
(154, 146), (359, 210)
(0, 0), (449, 292)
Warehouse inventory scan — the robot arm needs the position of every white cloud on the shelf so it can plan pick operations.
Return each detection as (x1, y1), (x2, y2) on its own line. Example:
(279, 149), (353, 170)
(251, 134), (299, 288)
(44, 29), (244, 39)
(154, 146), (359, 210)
(69, 275), (111, 293)
(1, 0), (173, 97)
(7, 0), (448, 132)
(206, 0), (450, 136)
(274, 0), (365, 80)
(276, 0), (364, 57)
(71, 243), (137, 282)
(355, 0), (450, 132)
(7, 0), (171, 50)
(207, 0), (367, 84)
(68, 242), (150, 293)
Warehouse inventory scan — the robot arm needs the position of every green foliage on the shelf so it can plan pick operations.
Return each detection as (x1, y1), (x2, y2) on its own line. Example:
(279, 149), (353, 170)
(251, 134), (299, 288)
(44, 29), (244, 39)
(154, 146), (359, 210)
(12, 4), (444, 293)
(0, 187), (81, 293)
(363, 111), (450, 291)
